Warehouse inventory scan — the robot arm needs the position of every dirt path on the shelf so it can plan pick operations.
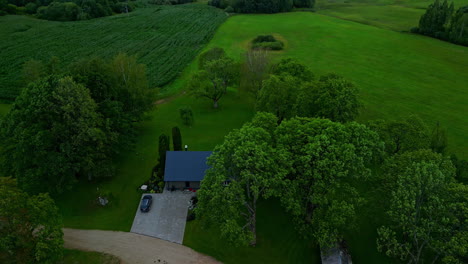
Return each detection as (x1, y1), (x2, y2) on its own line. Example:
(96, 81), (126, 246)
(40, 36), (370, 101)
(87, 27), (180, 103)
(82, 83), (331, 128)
(63, 228), (221, 264)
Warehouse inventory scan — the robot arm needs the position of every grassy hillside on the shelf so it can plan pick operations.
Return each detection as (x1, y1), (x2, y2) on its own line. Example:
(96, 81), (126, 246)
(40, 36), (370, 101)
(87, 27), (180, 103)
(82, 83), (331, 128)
(203, 12), (468, 158)
(317, 0), (468, 31)
(0, 4), (227, 100)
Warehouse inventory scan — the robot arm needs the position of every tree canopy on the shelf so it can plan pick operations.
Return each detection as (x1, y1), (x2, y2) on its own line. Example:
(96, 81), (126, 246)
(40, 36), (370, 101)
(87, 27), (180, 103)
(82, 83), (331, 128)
(0, 76), (109, 194)
(196, 112), (287, 246)
(0, 177), (64, 264)
(377, 150), (467, 264)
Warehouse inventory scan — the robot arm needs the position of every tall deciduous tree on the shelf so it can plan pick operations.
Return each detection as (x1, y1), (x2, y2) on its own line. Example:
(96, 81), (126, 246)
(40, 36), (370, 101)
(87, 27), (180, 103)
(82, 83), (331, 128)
(296, 73), (361, 122)
(377, 150), (467, 264)
(271, 58), (314, 83)
(0, 76), (107, 194)
(172, 127), (182, 151)
(198, 47), (227, 70)
(240, 49), (270, 98)
(367, 115), (431, 155)
(256, 74), (300, 123)
(276, 117), (382, 247)
(0, 177), (64, 264)
(196, 113), (287, 246)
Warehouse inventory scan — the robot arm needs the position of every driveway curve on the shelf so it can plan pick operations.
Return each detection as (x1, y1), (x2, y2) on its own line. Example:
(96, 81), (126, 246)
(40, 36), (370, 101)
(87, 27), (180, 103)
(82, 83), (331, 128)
(63, 228), (220, 264)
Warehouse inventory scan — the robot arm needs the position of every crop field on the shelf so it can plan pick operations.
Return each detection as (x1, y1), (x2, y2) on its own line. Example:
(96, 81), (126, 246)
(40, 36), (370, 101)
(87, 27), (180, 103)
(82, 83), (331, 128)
(0, 4), (227, 100)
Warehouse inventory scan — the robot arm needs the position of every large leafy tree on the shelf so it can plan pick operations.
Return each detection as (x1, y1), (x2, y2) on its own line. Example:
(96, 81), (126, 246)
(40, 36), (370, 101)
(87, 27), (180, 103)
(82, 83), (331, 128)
(296, 73), (361, 123)
(0, 76), (107, 194)
(0, 177), (64, 264)
(256, 74), (300, 122)
(240, 49), (270, 99)
(196, 113), (287, 246)
(275, 117), (382, 247)
(367, 115), (431, 155)
(377, 150), (467, 264)
(271, 58), (314, 83)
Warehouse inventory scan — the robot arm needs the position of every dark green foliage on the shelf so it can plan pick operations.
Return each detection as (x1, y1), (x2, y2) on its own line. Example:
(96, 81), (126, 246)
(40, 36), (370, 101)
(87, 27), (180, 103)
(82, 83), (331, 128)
(296, 73), (360, 122)
(415, 0), (467, 46)
(37, 2), (81, 21)
(276, 117), (382, 247)
(447, 5), (468, 45)
(367, 115), (431, 156)
(0, 76), (111, 194)
(158, 134), (170, 172)
(251, 35), (284, 50)
(293, 0), (314, 8)
(198, 47), (227, 70)
(450, 154), (468, 183)
(377, 150), (467, 264)
(149, 0), (194, 5)
(172, 126), (182, 151)
(179, 106), (194, 126)
(272, 58), (314, 83)
(0, 177), (64, 264)
(430, 121), (448, 154)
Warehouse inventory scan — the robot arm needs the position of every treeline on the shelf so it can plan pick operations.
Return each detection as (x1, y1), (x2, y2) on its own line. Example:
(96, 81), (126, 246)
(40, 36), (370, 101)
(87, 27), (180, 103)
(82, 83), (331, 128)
(0, 54), (155, 194)
(208, 0), (314, 13)
(412, 0), (468, 46)
(148, 0), (194, 5)
(0, 0), (136, 21)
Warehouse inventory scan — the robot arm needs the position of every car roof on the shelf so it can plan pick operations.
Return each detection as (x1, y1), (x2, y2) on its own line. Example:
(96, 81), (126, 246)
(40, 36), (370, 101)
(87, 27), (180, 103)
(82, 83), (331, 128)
(143, 195), (152, 199)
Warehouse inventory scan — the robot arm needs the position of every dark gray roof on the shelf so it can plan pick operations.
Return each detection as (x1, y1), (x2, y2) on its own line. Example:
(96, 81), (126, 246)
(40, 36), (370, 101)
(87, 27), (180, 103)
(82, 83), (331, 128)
(164, 151), (212, 182)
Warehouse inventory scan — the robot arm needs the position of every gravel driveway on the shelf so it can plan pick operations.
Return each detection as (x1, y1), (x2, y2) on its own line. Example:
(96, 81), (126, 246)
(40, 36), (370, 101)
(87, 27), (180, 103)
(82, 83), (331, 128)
(130, 191), (194, 244)
(63, 228), (220, 264)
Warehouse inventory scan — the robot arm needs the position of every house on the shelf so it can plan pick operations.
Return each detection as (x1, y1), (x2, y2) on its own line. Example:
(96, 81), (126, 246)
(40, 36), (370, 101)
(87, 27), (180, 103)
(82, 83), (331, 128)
(164, 151), (212, 190)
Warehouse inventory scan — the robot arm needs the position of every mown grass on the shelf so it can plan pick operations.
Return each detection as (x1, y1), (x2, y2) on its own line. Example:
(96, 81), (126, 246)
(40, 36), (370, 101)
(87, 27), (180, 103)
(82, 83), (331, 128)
(316, 0), (468, 31)
(184, 199), (322, 264)
(55, 89), (254, 230)
(0, 4), (227, 100)
(59, 249), (120, 264)
(203, 12), (468, 159)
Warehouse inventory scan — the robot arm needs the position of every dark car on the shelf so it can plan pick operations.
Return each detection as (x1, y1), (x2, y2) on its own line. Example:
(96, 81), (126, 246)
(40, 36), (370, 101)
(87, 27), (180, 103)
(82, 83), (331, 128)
(140, 195), (153, 212)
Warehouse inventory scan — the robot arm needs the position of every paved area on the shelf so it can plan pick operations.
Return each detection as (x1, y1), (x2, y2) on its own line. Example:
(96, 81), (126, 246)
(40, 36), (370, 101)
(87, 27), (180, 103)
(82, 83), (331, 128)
(63, 228), (221, 264)
(130, 191), (194, 244)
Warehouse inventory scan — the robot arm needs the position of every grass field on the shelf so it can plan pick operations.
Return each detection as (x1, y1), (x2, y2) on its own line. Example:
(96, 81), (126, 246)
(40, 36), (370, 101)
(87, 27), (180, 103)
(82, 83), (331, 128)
(202, 12), (468, 159)
(316, 0), (468, 31)
(60, 249), (120, 264)
(0, 4), (226, 100)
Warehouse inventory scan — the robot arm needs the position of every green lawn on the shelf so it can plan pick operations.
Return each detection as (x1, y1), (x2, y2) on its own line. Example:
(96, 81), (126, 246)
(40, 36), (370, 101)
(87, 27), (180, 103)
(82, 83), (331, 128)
(184, 199), (321, 264)
(55, 89), (254, 230)
(203, 12), (468, 159)
(0, 4), (226, 100)
(59, 249), (120, 264)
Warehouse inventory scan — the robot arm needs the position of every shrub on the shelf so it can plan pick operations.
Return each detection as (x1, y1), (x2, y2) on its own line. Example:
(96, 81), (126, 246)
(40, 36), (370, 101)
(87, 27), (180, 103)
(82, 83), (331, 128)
(225, 5), (234, 12)
(5, 4), (17, 14)
(251, 35), (284, 50)
(25, 2), (37, 14)
(179, 106), (194, 126)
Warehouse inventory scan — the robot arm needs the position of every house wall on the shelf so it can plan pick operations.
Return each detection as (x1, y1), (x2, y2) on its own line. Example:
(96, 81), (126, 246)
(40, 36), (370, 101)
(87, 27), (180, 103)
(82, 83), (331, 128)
(165, 181), (201, 190)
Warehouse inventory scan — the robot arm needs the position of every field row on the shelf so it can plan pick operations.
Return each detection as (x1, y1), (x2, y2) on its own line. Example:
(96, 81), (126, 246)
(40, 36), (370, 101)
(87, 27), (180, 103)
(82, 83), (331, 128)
(0, 4), (227, 100)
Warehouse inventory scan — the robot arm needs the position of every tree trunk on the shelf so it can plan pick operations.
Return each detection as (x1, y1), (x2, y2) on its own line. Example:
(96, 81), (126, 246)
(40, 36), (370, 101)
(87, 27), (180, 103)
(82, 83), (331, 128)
(250, 199), (257, 246)
(213, 100), (218, 108)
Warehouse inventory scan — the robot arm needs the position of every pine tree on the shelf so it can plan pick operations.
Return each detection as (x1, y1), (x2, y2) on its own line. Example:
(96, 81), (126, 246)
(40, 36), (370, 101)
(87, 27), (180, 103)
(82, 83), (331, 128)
(172, 127), (183, 151)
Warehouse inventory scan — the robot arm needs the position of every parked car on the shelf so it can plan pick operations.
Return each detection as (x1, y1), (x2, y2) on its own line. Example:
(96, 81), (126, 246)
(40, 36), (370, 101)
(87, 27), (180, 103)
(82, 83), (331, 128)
(140, 195), (153, 212)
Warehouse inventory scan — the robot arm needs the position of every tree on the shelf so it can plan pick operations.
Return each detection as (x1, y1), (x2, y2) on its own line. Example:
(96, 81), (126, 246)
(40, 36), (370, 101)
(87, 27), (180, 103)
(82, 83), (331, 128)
(430, 121), (448, 154)
(196, 114), (287, 246)
(271, 58), (314, 83)
(158, 133), (170, 172)
(256, 74), (300, 123)
(203, 56), (238, 94)
(172, 126), (182, 151)
(22, 59), (45, 85)
(367, 115), (431, 155)
(179, 106), (194, 126)
(108, 53), (154, 121)
(240, 49), (270, 98)
(275, 117), (382, 247)
(0, 177), (64, 264)
(448, 5), (468, 45)
(296, 73), (361, 122)
(188, 70), (225, 108)
(377, 150), (467, 264)
(198, 47), (227, 70)
(0, 76), (107, 194)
